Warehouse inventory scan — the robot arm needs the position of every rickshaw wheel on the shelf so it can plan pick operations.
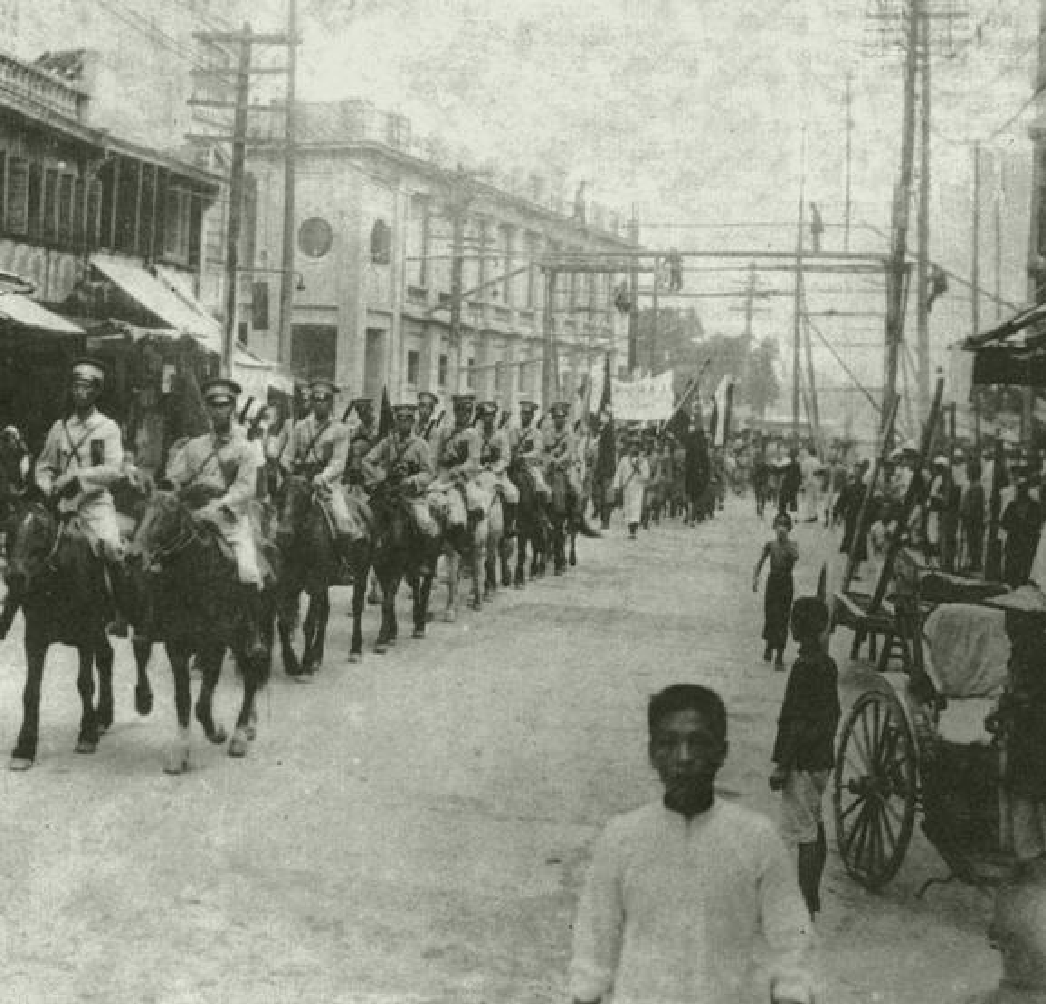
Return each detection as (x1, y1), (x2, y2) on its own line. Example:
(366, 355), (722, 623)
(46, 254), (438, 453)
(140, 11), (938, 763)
(834, 688), (918, 891)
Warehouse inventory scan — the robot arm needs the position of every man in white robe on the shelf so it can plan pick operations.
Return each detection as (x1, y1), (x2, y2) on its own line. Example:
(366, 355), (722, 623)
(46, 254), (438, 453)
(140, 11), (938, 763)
(570, 684), (814, 1004)
(611, 435), (649, 539)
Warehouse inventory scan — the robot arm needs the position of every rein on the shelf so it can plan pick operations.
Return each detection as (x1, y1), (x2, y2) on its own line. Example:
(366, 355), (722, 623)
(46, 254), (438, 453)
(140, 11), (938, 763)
(143, 501), (200, 569)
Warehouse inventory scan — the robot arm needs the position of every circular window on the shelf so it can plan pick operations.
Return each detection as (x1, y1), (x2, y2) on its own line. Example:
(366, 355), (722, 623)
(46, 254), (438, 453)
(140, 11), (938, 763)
(298, 217), (333, 258)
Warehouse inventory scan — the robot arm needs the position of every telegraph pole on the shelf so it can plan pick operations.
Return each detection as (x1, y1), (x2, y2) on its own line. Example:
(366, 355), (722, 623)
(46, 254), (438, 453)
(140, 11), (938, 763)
(792, 134), (805, 439)
(649, 256), (659, 373)
(542, 269), (559, 407)
(845, 71), (854, 253)
(190, 23), (293, 374)
(915, 2), (932, 421)
(972, 141), (982, 446)
(221, 26), (252, 377)
(277, 0), (298, 368)
(883, 0), (920, 435)
(627, 211), (640, 374)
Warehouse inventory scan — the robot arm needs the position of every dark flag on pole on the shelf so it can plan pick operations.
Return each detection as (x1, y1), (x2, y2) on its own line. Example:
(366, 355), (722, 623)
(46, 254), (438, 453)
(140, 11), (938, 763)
(378, 385), (395, 438)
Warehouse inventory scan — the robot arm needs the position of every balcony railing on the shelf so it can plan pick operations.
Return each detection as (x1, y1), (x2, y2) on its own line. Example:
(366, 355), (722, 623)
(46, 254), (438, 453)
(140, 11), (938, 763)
(0, 50), (87, 122)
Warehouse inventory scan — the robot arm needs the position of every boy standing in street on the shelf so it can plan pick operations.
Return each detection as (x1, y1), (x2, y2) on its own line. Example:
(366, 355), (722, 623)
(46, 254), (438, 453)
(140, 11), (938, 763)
(770, 597), (841, 920)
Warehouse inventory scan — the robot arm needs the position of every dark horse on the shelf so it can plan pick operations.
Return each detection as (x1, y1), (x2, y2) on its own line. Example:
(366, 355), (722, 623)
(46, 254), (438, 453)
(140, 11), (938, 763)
(4, 498), (152, 769)
(129, 489), (271, 773)
(547, 467), (579, 575)
(508, 461), (547, 588)
(275, 476), (372, 672)
(370, 481), (443, 649)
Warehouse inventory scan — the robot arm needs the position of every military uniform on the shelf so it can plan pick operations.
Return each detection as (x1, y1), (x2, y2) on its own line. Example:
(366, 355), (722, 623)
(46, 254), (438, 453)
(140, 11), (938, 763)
(477, 413), (520, 507)
(510, 416), (551, 498)
(36, 405), (125, 559)
(363, 421), (437, 537)
(429, 417), (484, 526)
(166, 425), (262, 587)
(543, 413), (583, 499)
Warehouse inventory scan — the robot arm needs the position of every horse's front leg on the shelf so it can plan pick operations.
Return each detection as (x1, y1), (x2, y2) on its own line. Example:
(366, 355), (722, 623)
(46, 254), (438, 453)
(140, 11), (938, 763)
(301, 593), (320, 675)
(228, 665), (260, 759)
(75, 643), (100, 754)
(194, 643), (228, 746)
(514, 533), (526, 589)
(444, 549), (459, 622)
(348, 562), (367, 663)
(94, 633), (115, 735)
(278, 587), (303, 678)
(11, 627), (47, 769)
(132, 638), (154, 716)
(312, 589), (330, 671)
(569, 530), (578, 567)
(375, 572), (398, 653)
(164, 642), (194, 774)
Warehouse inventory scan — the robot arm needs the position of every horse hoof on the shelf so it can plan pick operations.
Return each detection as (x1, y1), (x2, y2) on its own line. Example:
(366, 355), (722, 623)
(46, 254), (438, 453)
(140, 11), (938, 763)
(244, 724), (257, 742)
(135, 685), (154, 717)
(9, 755), (33, 771)
(348, 651), (362, 664)
(293, 672), (316, 684)
(412, 626), (426, 639)
(163, 745), (190, 775)
(471, 599), (483, 612)
(569, 554), (577, 566)
(75, 738), (98, 755)
(228, 729), (250, 758)
(444, 608), (457, 623)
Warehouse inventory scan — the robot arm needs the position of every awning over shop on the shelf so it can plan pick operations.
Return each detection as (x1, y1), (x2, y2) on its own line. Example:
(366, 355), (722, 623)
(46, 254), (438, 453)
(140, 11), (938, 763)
(91, 253), (221, 353)
(0, 293), (84, 334)
(963, 303), (1046, 386)
(232, 345), (295, 400)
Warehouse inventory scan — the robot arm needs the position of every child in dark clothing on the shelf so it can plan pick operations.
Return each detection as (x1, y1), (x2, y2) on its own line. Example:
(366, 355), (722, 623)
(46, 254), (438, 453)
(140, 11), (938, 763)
(770, 596), (842, 919)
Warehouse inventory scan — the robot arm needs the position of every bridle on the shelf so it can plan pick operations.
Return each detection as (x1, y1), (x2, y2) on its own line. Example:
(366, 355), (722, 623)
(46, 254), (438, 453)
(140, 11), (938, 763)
(140, 496), (199, 569)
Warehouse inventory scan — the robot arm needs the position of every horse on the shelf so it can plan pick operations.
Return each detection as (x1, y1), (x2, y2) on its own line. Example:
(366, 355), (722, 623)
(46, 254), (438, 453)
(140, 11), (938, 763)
(274, 476), (371, 674)
(441, 481), (506, 617)
(369, 481), (442, 650)
(547, 467), (579, 574)
(128, 489), (272, 773)
(508, 461), (547, 588)
(3, 496), (152, 769)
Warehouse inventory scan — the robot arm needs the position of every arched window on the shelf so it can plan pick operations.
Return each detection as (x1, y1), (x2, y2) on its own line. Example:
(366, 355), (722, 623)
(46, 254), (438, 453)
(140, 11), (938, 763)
(370, 218), (391, 265)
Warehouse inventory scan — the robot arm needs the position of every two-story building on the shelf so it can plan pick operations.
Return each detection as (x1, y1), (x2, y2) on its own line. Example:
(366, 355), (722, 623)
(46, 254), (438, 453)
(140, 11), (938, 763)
(0, 45), (248, 459)
(245, 100), (633, 410)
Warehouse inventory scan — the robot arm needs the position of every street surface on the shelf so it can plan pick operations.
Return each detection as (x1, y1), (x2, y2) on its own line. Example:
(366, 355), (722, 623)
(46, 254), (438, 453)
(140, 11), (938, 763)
(0, 499), (1000, 1003)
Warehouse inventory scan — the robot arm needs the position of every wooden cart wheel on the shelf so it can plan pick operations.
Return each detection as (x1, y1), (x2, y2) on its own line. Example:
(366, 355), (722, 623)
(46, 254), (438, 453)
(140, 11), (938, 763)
(834, 688), (918, 891)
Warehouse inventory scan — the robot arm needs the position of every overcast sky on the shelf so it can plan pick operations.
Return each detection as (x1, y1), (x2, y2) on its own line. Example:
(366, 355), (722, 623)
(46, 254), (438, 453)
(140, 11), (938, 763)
(246, 0), (1040, 429)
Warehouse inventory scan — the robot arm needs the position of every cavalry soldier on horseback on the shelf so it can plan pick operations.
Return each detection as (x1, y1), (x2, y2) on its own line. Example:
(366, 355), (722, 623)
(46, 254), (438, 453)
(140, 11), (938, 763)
(279, 379), (364, 555)
(543, 400), (583, 513)
(343, 397), (378, 490)
(164, 377), (267, 660)
(476, 401), (520, 536)
(363, 402), (437, 538)
(509, 400), (551, 501)
(34, 357), (130, 629)
(428, 393), (483, 528)
(416, 390), (444, 457)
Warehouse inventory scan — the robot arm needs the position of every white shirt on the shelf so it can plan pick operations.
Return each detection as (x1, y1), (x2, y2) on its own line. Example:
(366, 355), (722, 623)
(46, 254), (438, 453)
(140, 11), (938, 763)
(570, 799), (813, 1004)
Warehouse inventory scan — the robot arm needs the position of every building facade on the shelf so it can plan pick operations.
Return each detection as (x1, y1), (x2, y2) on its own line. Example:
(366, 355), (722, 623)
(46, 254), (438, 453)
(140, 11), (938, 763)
(245, 100), (633, 409)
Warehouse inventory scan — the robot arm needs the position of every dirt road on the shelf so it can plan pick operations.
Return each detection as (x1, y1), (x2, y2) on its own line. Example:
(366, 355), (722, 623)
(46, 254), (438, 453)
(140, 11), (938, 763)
(0, 500), (998, 1002)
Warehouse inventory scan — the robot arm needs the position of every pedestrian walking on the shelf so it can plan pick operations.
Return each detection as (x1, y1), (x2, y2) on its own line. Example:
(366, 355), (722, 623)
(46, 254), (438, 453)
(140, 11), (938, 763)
(961, 461), (986, 573)
(611, 434), (650, 539)
(769, 596), (841, 921)
(569, 683), (814, 1004)
(753, 511), (798, 668)
(1003, 476), (1043, 588)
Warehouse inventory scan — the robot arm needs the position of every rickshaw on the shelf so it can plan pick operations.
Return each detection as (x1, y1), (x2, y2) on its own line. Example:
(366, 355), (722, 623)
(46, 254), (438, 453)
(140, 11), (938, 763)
(830, 374), (1039, 892)
(832, 570), (1028, 893)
